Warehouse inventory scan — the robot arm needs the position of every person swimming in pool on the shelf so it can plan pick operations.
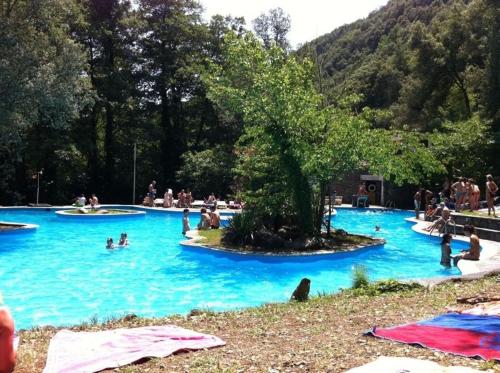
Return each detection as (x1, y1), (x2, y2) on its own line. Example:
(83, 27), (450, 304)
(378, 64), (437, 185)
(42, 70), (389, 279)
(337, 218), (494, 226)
(106, 238), (115, 249)
(118, 233), (129, 247)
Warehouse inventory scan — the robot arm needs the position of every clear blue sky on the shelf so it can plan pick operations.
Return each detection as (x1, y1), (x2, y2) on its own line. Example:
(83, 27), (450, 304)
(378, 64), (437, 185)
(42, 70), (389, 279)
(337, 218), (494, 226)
(200, 0), (390, 48)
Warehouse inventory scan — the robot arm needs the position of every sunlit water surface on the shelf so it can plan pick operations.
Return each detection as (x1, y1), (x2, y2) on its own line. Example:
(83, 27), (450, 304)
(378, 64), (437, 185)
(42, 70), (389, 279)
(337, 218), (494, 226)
(0, 208), (464, 329)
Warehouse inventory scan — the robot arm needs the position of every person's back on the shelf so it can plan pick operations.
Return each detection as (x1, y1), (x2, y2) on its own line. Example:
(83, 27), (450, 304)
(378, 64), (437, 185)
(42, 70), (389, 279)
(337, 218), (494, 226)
(210, 209), (220, 229)
(442, 206), (450, 220)
(0, 303), (16, 373)
(440, 243), (451, 267)
(464, 233), (480, 260)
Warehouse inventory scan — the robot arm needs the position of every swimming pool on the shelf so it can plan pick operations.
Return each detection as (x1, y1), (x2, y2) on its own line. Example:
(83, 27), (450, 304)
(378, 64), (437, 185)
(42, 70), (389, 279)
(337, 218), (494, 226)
(0, 207), (466, 330)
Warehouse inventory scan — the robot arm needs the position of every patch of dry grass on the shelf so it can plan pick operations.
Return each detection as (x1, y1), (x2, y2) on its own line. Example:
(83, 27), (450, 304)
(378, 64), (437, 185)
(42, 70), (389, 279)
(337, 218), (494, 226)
(14, 275), (500, 373)
(196, 229), (223, 246)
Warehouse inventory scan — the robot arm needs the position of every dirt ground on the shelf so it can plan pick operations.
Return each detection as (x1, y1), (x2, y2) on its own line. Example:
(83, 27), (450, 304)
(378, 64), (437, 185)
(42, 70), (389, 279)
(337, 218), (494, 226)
(15, 275), (500, 372)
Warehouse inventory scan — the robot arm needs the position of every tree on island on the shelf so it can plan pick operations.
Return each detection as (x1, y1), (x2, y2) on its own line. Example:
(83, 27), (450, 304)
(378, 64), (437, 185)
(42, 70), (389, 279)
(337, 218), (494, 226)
(205, 32), (444, 248)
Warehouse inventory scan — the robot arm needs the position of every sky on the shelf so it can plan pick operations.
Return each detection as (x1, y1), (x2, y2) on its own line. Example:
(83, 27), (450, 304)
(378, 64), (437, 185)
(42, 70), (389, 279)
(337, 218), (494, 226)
(200, 0), (390, 48)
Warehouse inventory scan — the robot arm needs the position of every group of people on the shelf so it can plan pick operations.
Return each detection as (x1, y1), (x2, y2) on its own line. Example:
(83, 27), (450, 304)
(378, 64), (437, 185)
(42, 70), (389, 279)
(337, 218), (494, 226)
(182, 205), (221, 235)
(440, 225), (480, 268)
(106, 233), (129, 249)
(415, 174), (499, 220)
(74, 193), (99, 208)
(143, 180), (224, 210)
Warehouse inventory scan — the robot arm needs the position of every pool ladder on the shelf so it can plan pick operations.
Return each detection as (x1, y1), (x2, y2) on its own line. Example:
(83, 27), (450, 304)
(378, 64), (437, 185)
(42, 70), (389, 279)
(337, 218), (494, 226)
(429, 219), (456, 237)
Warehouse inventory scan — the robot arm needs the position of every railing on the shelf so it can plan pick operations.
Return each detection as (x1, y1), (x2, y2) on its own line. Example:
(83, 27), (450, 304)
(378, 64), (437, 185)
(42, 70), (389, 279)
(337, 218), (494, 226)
(384, 200), (395, 209)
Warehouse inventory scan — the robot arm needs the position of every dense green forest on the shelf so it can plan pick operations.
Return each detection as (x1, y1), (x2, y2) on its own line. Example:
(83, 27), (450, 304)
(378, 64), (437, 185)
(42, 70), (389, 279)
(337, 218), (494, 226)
(299, 0), (500, 171)
(0, 0), (498, 205)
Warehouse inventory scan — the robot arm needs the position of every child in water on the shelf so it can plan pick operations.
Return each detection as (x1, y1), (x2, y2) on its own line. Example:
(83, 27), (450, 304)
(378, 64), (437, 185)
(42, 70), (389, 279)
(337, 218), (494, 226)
(118, 233), (129, 247)
(182, 208), (190, 235)
(440, 233), (452, 268)
(375, 225), (380, 231)
(106, 238), (114, 249)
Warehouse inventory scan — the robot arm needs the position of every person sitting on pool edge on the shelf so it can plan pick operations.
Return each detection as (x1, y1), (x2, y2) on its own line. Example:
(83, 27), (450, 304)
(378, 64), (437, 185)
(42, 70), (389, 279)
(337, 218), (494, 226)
(118, 233), (129, 247)
(209, 205), (220, 229)
(0, 293), (16, 373)
(197, 208), (211, 230)
(106, 238), (115, 249)
(453, 225), (480, 266)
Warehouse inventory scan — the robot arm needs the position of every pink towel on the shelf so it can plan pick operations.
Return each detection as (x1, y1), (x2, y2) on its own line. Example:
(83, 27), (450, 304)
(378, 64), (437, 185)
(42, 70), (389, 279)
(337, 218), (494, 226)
(43, 325), (225, 373)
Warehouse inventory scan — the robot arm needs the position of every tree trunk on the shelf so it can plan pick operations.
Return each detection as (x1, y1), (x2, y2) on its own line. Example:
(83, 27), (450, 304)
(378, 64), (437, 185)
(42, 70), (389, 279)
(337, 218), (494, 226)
(281, 151), (313, 236)
(104, 101), (114, 197)
(88, 103), (100, 193)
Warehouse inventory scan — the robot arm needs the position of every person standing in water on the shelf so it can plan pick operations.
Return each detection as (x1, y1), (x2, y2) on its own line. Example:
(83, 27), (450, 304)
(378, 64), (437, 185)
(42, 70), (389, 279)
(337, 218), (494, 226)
(440, 233), (452, 268)
(182, 208), (191, 235)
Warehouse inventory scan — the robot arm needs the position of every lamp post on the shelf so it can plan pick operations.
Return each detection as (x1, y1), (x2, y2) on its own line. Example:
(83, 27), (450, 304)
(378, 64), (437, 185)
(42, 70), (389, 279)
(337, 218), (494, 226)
(132, 143), (136, 205)
(36, 169), (43, 206)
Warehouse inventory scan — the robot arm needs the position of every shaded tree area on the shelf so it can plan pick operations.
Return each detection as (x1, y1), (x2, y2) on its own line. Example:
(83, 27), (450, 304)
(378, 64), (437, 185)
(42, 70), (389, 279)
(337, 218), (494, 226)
(0, 0), (244, 204)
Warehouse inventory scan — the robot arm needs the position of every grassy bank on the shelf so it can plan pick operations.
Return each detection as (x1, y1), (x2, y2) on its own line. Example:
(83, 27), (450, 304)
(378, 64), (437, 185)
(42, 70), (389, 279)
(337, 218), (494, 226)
(15, 275), (499, 372)
(196, 229), (380, 253)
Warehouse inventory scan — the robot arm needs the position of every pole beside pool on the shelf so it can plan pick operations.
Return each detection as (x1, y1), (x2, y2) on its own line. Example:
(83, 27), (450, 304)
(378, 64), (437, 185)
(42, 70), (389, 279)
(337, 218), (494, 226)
(133, 142), (136, 205)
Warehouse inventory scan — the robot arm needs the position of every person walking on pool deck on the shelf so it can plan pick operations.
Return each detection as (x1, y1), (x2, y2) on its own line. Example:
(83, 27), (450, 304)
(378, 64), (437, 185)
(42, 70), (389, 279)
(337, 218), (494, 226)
(414, 189), (421, 219)
(453, 225), (480, 266)
(0, 294), (16, 373)
(486, 174), (498, 217)
(147, 181), (157, 207)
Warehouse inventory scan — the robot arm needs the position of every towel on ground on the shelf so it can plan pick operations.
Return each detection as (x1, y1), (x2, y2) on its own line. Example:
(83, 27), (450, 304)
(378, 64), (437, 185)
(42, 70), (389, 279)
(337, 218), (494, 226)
(43, 325), (225, 373)
(463, 301), (500, 316)
(345, 356), (484, 372)
(366, 313), (499, 360)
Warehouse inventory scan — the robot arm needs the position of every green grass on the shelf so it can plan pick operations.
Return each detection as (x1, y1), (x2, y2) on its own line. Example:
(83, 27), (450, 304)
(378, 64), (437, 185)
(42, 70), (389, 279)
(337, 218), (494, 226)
(457, 210), (498, 218)
(196, 229), (223, 246)
(14, 275), (500, 373)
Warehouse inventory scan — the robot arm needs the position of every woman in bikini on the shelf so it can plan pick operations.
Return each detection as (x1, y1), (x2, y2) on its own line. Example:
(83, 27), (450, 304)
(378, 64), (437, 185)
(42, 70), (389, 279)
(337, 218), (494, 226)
(486, 174), (498, 217)
(467, 178), (480, 211)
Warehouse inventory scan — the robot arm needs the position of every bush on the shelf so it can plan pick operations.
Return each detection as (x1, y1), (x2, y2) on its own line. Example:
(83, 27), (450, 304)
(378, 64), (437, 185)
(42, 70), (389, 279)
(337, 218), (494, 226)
(222, 211), (260, 246)
(352, 265), (369, 289)
(347, 278), (423, 297)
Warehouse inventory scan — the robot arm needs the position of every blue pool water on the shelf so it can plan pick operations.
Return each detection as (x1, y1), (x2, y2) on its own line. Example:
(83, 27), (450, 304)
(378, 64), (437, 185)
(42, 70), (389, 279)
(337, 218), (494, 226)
(0, 208), (465, 330)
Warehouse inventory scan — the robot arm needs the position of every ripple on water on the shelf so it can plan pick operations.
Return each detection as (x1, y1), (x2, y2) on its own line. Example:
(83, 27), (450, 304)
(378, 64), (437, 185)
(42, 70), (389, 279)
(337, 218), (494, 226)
(0, 208), (462, 329)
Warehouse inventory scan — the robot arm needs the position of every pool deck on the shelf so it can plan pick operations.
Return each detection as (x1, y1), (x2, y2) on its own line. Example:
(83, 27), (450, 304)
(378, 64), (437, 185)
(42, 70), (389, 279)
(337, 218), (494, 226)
(406, 217), (500, 279)
(0, 221), (38, 233)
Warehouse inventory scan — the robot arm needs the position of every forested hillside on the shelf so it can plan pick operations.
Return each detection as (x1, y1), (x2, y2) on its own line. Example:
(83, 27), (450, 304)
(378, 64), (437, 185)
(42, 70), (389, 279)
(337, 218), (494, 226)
(300, 0), (500, 136)
(1, 0), (498, 205)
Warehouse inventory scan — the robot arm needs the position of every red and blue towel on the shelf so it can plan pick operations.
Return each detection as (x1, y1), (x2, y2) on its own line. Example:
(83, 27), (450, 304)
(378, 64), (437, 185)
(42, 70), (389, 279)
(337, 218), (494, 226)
(367, 313), (500, 360)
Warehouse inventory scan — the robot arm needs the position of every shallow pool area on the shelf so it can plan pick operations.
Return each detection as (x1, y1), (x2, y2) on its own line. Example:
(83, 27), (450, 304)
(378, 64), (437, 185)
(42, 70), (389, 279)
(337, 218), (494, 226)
(0, 207), (466, 330)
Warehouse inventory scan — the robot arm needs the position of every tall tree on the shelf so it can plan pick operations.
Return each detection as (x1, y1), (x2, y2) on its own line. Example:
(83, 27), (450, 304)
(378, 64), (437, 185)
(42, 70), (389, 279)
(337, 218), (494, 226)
(206, 33), (443, 238)
(252, 7), (291, 51)
(136, 0), (207, 189)
(71, 0), (136, 199)
(0, 0), (89, 204)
